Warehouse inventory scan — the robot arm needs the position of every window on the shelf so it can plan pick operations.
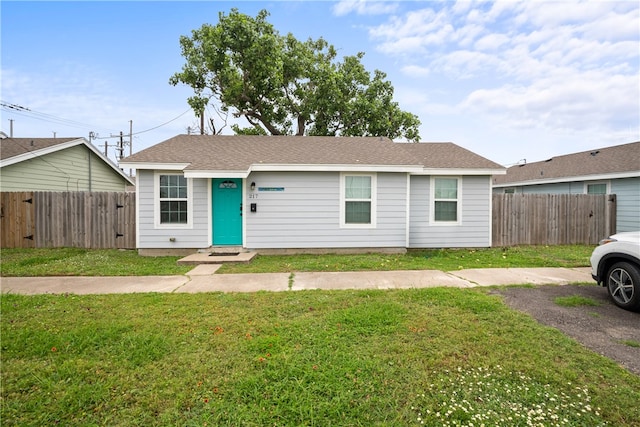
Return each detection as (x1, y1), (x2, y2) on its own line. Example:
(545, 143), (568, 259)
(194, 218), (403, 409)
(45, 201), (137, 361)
(431, 177), (461, 224)
(341, 173), (376, 227)
(586, 182), (607, 194)
(156, 173), (191, 227)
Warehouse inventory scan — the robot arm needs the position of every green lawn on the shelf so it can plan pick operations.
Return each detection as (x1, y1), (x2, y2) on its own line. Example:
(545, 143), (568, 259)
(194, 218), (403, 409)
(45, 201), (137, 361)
(0, 245), (593, 276)
(5, 245), (631, 426)
(2, 289), (638, 426)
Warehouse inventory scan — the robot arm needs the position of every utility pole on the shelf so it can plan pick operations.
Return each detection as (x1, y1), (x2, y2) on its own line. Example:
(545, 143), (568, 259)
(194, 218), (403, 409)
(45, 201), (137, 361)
(118, 131), (124, 160)
(128, 120), (133, 176)
(9, 119), (13, 137)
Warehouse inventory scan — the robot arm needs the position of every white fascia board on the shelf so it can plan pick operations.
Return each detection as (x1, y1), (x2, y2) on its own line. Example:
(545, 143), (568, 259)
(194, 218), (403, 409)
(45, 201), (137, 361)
(492, 170), (640, 188)
(118, 162), (190, 171)
(249, 164), (425, 173)
(413, 168), (506, 176)
(1, 137), (86, 167)
(184, 170), (249, 179)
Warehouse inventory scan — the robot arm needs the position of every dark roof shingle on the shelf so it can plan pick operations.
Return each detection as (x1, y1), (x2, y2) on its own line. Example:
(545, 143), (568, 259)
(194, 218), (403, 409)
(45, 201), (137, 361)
(493, 141), (640, 186)
(0, 137), (80, 161)
(121, 135), (504, 171)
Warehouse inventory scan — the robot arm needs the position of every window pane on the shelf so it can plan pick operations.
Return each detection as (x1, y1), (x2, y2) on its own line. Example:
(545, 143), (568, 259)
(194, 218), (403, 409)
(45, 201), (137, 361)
(160, 175), (187, 199)
(435, 178), (458, 199)
(345, 176), (371, 199)
(160, 201), (187, 224)
(587, 184), (606, 194)
(346, 201), (371, 224)
(435, 201), (457, 221)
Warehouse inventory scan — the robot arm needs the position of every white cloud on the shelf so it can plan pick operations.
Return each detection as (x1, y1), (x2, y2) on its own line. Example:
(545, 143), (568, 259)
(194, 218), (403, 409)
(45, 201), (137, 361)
(474, 33), (510, 51)
(332, 0), (398, 17)
(366, 0), (639, 143)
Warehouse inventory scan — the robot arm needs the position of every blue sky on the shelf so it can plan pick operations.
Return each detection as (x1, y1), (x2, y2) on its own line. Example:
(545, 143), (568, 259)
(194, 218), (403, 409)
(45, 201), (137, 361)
(2, 1), (638, 166)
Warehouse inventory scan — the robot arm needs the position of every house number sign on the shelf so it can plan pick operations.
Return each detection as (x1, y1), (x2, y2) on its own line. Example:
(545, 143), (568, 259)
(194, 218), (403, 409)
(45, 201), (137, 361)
(258, 187), (285, 192)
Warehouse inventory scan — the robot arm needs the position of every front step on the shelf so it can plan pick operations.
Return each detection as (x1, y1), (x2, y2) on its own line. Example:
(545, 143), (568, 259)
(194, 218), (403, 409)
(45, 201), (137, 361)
(177, 250), (257, 265)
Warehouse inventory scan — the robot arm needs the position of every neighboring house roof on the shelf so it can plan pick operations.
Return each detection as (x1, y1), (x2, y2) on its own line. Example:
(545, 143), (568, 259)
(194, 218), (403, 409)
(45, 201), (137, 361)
(0, 136), (134, 185)
(493, 141), (640, 187)
(120, 135), (505, 178)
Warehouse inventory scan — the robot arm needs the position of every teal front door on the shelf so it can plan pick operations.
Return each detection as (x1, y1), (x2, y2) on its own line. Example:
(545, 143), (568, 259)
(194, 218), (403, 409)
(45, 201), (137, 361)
(212, 178), (243, 245)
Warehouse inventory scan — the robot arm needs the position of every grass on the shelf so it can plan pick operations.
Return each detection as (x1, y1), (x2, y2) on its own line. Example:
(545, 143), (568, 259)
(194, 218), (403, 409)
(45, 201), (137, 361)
(554, 295), (601, 307)
(220, 245), (593, 274)
(0, 248), (192, 277)
(0, 245), (593, 276)
(2, 288), (639, 426)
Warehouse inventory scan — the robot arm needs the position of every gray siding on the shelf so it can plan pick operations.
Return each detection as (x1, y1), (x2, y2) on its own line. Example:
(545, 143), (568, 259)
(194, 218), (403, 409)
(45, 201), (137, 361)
(136, 170), (210, 249)
(245, 172), (407, 249)
(409, 175), (492, 248)
(612, 177), (640, 232)
(0, 145), (129, 192)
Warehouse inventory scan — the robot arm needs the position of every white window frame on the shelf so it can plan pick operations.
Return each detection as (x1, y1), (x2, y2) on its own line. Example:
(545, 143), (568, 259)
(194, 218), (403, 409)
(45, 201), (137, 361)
(340, 172), (377, 228)
(154, 172), (193, 229)
(429, 176), (462, 225)
(584, 181), (610, 195)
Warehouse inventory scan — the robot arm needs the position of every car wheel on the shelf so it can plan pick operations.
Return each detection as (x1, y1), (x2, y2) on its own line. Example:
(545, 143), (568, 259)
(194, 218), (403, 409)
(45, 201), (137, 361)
(606, 262), (640, 311)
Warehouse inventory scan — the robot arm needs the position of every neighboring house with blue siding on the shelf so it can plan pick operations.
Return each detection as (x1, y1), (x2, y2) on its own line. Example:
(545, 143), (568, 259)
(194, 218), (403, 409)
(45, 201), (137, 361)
(0, 136), (134, 191)
(120, 135), (505, 254)
(492, 141), (640, 232)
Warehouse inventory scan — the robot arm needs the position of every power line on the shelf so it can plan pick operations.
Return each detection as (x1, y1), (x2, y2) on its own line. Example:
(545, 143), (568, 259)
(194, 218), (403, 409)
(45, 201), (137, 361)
(132, 108), (191, 135)
(2, 101), (193, 137)
(1, 100), (118, 133)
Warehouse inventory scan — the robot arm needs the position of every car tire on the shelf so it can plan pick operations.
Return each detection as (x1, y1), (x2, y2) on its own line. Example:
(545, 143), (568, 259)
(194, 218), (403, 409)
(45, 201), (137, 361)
(606, 261), (640, 312)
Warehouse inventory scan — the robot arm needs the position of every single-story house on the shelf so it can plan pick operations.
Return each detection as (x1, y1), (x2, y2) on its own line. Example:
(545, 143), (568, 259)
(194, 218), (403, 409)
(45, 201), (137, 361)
(492, 141), (640, 232)
(0, 136), (134, 191)
(119, 135), (505, 254)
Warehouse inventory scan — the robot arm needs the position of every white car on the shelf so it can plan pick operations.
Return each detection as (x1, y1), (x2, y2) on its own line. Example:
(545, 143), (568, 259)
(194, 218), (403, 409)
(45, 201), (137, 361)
(590, 231), (640, 311)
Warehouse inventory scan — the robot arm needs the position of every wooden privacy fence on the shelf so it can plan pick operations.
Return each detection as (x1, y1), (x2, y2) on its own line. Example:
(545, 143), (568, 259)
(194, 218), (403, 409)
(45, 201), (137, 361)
(1, 192), (135, 249)
(0, 191), (617, 250)
(492, 193), (616, 247)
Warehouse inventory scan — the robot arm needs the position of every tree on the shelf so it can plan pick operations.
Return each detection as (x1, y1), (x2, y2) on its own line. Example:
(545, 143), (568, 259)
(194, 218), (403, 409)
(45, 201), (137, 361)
(170, 8), (421, 141)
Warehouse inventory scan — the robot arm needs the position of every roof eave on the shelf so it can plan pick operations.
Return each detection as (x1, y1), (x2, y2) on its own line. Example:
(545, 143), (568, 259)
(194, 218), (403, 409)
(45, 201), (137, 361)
(118, 162), (191, 171)
(184, 170), (249, 179)
(250, 164), (425, 173)
(493, 170), (640, 187)
(414, 168), (506, 176)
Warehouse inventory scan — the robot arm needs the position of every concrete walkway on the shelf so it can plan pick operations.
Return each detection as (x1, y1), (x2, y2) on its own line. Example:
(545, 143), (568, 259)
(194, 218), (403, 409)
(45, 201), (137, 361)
(0, 267), (593, 295)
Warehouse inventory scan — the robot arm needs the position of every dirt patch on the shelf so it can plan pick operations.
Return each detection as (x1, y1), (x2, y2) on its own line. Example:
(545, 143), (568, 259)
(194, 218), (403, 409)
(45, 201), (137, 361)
(493, 284), (640, 376)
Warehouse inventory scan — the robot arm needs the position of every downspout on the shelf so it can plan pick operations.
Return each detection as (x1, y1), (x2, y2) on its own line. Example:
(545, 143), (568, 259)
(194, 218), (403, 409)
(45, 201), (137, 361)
(87, 145), (92, 191)
(406, 174), (411, 248)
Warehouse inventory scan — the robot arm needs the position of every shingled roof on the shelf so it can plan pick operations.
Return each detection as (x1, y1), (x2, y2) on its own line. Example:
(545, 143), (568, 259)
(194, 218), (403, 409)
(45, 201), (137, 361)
(0, 137), (80, 161)
(493, 141), (640, 186)
(120, 135), (504, 175)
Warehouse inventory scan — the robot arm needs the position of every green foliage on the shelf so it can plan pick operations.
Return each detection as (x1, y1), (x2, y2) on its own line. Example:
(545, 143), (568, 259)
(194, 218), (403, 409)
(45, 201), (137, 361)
(170, 8), (421, 140)
(2, 290), (639, 425)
